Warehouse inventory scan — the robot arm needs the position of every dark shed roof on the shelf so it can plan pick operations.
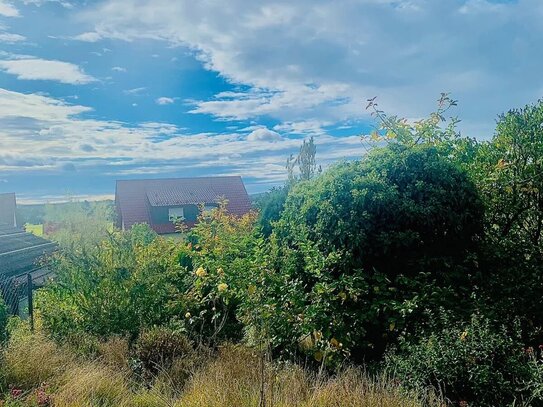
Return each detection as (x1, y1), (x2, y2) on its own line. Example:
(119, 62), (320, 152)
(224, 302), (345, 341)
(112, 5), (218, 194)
(0, 225), (57, 279)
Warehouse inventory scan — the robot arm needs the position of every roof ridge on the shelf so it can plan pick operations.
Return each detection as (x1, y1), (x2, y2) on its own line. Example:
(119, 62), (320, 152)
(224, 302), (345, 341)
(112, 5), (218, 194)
(116, 175), (242, 183)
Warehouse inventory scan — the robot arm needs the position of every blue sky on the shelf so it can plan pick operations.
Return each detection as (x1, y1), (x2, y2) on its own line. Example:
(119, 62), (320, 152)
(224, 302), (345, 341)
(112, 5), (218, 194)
(0, 0), (540, 202)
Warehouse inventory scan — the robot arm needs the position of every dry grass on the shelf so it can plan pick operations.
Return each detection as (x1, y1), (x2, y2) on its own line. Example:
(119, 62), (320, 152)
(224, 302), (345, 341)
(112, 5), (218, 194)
(53, 364), (131, 407)
(0, 329), (439, 407)
(176, 346), (431, 407)
(96, 336), (131, 371)
(1, 327), (73, 390)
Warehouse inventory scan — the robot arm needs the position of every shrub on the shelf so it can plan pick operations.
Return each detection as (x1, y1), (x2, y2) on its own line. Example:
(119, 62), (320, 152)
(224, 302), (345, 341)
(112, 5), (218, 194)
(37, 230), (189, 339)
(263, 144), (484, 363)
(129, 223), (158, 246)
(385, 314), (543, 406)
(97, 336), (131, 371)
(255, 186), (289, 236)
(180, 203), (264, 346)
(135, 326), (193, 374)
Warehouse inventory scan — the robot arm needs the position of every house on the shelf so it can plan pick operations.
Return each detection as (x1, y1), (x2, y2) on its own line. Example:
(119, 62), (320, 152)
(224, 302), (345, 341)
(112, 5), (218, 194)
(0, 193), (17, 227)
(115, 176), (252, 234)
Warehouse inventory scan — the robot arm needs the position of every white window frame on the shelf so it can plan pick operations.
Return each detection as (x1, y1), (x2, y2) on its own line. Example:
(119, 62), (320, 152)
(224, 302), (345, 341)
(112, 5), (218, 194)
(168, 207), (184, 222)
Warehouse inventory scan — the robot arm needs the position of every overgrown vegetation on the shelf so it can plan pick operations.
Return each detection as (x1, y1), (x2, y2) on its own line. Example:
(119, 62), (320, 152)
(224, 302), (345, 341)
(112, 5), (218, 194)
(0, 322), (434, 407)
(4, 95), (543, 406)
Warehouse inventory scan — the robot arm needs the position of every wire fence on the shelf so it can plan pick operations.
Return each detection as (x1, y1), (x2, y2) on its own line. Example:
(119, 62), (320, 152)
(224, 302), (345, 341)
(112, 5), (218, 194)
(0, 267), (55, 330)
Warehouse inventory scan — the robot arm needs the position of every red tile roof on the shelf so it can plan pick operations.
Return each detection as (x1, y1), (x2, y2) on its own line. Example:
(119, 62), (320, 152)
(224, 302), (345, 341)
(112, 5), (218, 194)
(115, 176), (252, 233)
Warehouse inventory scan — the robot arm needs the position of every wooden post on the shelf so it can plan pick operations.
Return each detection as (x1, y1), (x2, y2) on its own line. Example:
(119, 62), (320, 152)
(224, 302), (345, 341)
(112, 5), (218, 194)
(27, 273), (34, 332)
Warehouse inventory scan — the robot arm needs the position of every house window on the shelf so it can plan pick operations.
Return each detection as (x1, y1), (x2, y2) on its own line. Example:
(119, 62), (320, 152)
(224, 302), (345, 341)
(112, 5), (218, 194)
(203, 204), (217, 213)
(168, 207), (184, 222)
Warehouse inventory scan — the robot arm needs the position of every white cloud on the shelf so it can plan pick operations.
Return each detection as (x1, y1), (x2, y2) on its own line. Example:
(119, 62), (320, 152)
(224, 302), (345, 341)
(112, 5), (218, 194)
(112, 66), (127, 72)
(83, 0), (543, 137)
(72, 31), (102, 42)
(21, 0), (73, 8)
(124, 87), (146, 95)
(0, 1), (19, 17)
(0, 57), (96, 84)
(0, 32), (25, 42)
(247, 127), (282, 142)
(0, 88), (361, 186)
(155, 96), (174, 105)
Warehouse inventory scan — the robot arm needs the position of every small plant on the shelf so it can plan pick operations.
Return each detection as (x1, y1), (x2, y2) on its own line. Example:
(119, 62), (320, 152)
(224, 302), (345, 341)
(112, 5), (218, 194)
(135, 326), (193, 374)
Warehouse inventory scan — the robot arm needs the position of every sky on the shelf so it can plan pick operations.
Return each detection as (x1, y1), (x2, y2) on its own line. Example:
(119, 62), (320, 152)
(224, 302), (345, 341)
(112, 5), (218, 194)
(0, 0), (541, 203)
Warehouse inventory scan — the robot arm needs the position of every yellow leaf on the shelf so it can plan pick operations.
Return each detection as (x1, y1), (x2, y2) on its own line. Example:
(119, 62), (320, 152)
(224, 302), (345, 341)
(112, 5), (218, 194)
(314, 351), (324, 362)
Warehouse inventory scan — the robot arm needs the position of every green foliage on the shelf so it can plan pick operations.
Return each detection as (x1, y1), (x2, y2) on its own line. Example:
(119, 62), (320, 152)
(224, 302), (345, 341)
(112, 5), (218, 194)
(16, 204), (45, 226)
(464, 100), (543, 345)
(477, 101), (543, 247)
(264, 144), (483, 363)
(29, 95), (543, 407)
(255, 186), (289, 236)
(0, 295), (8, 343)
(386, 314), (543, 407)
(130, 223), (158, 246)
(37, 229), (188, 339)
(180, 203), (264, 346)
(43, 199), (116, 249)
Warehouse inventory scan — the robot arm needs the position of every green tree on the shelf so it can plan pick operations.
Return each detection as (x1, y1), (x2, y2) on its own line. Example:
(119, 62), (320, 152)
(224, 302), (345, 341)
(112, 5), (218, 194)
(44, 200), (116, 249)
(259, 138), (319, 236)
(472, 100), (543, 344)
(254, 186), (288, 237)
(264, 144), (483, 363)
(286, 136), (319, 183)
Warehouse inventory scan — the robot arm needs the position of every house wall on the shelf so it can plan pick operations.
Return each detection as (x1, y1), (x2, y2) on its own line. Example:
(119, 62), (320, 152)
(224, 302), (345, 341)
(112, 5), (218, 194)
(0, 193), (17, 227)
(150, 204), (200, 223)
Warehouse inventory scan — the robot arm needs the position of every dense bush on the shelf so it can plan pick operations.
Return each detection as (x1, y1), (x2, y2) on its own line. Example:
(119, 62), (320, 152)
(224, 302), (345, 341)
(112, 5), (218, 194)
(255, 186), (289, 236)
(386, 314), (543, 406)
(262, 144), (483, 362)
(37, 224), (189, 339)
(179, 204), (263, 346)
(467, 102), (543, 346)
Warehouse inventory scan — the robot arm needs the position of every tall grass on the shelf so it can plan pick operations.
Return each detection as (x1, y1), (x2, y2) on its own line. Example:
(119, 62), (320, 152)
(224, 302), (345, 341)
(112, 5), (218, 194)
(0, 325), (440, 407)
(177, 346), (435, 407)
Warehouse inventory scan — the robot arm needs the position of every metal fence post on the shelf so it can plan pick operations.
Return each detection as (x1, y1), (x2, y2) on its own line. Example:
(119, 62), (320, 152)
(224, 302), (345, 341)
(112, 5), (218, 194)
(27, 273), (34, 332)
